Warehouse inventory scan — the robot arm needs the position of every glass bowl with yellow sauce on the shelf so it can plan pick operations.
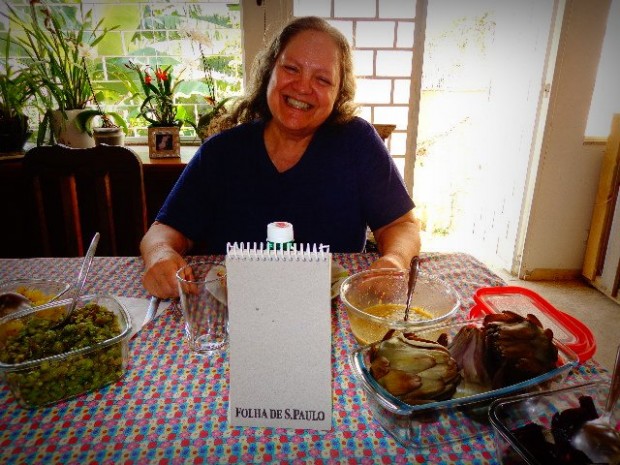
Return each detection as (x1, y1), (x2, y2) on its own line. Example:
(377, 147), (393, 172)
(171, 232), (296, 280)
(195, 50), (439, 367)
(340, 269), (460, 346)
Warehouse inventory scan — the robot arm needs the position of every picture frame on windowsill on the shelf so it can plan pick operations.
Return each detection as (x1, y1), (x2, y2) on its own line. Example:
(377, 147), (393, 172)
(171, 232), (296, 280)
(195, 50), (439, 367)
(148, 126), (180, 158)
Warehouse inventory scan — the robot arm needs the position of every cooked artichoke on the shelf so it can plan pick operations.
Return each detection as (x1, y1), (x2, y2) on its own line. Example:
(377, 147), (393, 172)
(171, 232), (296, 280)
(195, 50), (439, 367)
(448, 324), (491, 396)
(369, 331), (461, 405)
(483, 311), (558, 388)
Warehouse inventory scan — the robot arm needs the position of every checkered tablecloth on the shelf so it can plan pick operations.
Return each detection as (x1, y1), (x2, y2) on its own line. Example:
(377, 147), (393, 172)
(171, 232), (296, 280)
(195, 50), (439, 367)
(0, 253), (607, 464)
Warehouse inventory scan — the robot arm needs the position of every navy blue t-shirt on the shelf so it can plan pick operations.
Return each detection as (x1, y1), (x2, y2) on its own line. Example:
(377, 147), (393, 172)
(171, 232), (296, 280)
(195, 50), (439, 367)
(156, 117), (414, 254)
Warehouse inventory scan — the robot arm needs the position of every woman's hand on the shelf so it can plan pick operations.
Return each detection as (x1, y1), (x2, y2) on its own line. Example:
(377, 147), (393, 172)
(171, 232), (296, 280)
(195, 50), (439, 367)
(140, 222), (192, 299)
(370, 254), (406, 270)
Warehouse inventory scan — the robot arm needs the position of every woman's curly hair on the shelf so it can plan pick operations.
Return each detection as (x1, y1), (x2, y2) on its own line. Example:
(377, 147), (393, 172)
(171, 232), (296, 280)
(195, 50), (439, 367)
(220, 16), (358, 129)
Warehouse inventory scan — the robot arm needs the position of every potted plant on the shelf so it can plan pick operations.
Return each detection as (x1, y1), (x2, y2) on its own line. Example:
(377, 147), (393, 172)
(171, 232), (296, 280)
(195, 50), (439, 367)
(125, 61), (195, 158)
(195, 58), (234, 141)
(74, 69), (128, 147)
(183, 33), (236, 142)
(77, 111), (128, 147)
(0, 30), (38, 154)
(3, 1), (118, 147)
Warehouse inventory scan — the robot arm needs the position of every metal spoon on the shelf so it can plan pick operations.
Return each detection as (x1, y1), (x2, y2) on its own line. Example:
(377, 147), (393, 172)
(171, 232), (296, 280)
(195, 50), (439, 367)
(571, 344), (620, 463)
(0, 291), (32, 318)
(53, 232), (100, 327)
(403, 256), (420, 322)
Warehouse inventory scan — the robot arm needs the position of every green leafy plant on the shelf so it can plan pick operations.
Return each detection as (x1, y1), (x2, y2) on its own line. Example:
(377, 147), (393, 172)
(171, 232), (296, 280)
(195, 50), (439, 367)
(125, 61), (194, 129)
(74, 58), (128, 137)
(3, 1), (118, 143)
(75, 110), (127, 136)
(197, 45), (235, 139)
(195, 58), (234, 139)
(0, 29), (37, 126)
(0, 28), (42, 150)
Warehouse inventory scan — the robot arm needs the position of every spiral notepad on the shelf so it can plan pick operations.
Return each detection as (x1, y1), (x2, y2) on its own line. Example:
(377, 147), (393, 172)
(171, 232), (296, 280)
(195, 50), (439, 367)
(226, 242), (332, 430)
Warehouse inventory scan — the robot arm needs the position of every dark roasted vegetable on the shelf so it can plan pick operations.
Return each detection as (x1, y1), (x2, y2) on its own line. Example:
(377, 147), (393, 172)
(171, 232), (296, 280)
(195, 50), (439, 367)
(448, 324), (491, 397)
(509, 395), (604, 465)
(483, 311), (558, 388)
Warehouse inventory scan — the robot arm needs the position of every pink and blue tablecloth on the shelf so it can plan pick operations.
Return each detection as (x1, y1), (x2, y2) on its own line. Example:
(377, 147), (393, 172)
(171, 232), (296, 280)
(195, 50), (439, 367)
(0, 253), (607, 464)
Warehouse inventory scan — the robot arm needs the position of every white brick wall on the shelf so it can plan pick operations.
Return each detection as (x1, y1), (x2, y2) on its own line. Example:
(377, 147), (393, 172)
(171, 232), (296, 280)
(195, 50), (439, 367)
(294, 0), (420, 160)
(379, 0), (416, 19)
(335, 0), (376, 17)
(376, 51), (412, 76)
(293, 0), (331, 17)
(356, 22), (396, 47)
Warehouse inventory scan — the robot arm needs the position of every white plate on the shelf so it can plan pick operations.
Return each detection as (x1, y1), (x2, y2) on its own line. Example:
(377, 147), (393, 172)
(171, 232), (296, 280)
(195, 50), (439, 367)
(204, 264), (228, 306)
(331, 262), (349, 299)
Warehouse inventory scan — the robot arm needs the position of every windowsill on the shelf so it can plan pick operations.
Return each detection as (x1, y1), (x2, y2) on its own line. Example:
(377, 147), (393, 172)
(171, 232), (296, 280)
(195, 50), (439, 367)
(583, 136), (608, 145)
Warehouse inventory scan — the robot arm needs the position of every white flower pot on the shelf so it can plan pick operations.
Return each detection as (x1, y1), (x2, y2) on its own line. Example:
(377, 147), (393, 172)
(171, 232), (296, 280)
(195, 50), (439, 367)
(50, 109), (95, 148)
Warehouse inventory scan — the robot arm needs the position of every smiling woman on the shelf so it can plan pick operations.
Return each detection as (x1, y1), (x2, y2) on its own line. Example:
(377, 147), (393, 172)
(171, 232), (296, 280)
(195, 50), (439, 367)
(139, 15), (421, 299)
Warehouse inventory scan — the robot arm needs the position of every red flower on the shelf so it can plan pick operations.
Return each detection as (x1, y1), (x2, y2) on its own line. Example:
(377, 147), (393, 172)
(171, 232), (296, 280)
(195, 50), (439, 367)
(144, 74), (152, 85)
(155, 68), (168, 82)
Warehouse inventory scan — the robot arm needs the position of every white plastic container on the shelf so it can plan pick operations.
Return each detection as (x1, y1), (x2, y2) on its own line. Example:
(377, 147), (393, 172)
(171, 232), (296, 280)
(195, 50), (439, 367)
(266, 221), (295, 250)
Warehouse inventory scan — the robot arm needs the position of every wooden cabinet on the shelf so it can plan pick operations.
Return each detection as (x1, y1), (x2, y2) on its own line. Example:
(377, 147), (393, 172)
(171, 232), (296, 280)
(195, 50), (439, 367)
(0, 156), (34, 258)
(133, 146), (195, 225)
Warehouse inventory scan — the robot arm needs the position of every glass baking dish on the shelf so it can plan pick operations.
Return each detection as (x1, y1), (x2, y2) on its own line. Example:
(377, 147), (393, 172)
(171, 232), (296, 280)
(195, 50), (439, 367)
(349, 318), (579, 449)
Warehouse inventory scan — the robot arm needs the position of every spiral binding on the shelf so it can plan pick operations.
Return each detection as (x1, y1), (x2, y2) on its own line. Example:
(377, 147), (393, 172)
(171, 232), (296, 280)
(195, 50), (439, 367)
(226, 242), (330, 261)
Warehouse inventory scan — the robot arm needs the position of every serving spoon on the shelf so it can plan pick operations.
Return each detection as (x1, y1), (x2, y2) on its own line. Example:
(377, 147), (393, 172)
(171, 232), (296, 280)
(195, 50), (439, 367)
(403, 256), (420, 322)
(379, 256), (421, 342)
(0, 291), (32, 317)
(52, 232), (100, 328)
(571, 344), (620, 463)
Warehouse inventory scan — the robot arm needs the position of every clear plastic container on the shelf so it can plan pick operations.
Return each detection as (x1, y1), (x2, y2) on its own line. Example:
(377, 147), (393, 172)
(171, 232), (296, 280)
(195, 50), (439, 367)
(470, 286), (596, 363)
(489, 381), (618, 464)
(0, 278), (71, 312)
(349, 318), (579, 449)
(0, 294), (132, 408)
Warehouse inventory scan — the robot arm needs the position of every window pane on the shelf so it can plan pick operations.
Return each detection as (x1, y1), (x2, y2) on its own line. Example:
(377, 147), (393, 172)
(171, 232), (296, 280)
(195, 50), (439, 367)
(6, 0), (243, 141)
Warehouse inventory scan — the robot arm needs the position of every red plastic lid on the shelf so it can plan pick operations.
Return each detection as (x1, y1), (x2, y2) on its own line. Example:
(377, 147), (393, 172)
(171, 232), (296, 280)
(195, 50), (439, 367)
(468, 286), (596, 363)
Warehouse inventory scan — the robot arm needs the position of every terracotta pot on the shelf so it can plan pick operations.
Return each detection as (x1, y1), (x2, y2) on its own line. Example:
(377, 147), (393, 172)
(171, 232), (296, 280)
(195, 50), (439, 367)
(50, 109), (95, 148)
(372, 124), (396, 141)
(93, 127), (125, 147)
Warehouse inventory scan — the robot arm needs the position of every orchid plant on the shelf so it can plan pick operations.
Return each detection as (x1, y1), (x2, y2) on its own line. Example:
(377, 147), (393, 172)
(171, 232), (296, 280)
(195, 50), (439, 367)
(182, 26), (236, 140)
(125, 61), (193, 129)
(3, 2), (117, 111)
(3, 0), (118, 144)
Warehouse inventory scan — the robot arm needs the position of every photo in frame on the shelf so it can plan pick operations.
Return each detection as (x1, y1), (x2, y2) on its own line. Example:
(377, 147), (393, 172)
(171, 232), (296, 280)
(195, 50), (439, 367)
(148, 126), (181, 158)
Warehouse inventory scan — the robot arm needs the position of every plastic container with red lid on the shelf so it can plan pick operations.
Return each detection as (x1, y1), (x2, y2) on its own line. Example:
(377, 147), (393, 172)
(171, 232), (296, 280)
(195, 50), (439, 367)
(468, 286), (596, 363)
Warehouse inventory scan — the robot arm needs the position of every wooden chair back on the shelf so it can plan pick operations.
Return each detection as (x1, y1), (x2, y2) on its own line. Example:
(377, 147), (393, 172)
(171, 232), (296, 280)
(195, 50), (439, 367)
(23, 144), (148, 257)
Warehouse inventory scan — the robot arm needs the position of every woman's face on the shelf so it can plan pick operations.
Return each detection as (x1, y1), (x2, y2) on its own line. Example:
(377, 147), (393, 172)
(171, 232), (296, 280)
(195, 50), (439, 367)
(266, 29), (341, 137)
